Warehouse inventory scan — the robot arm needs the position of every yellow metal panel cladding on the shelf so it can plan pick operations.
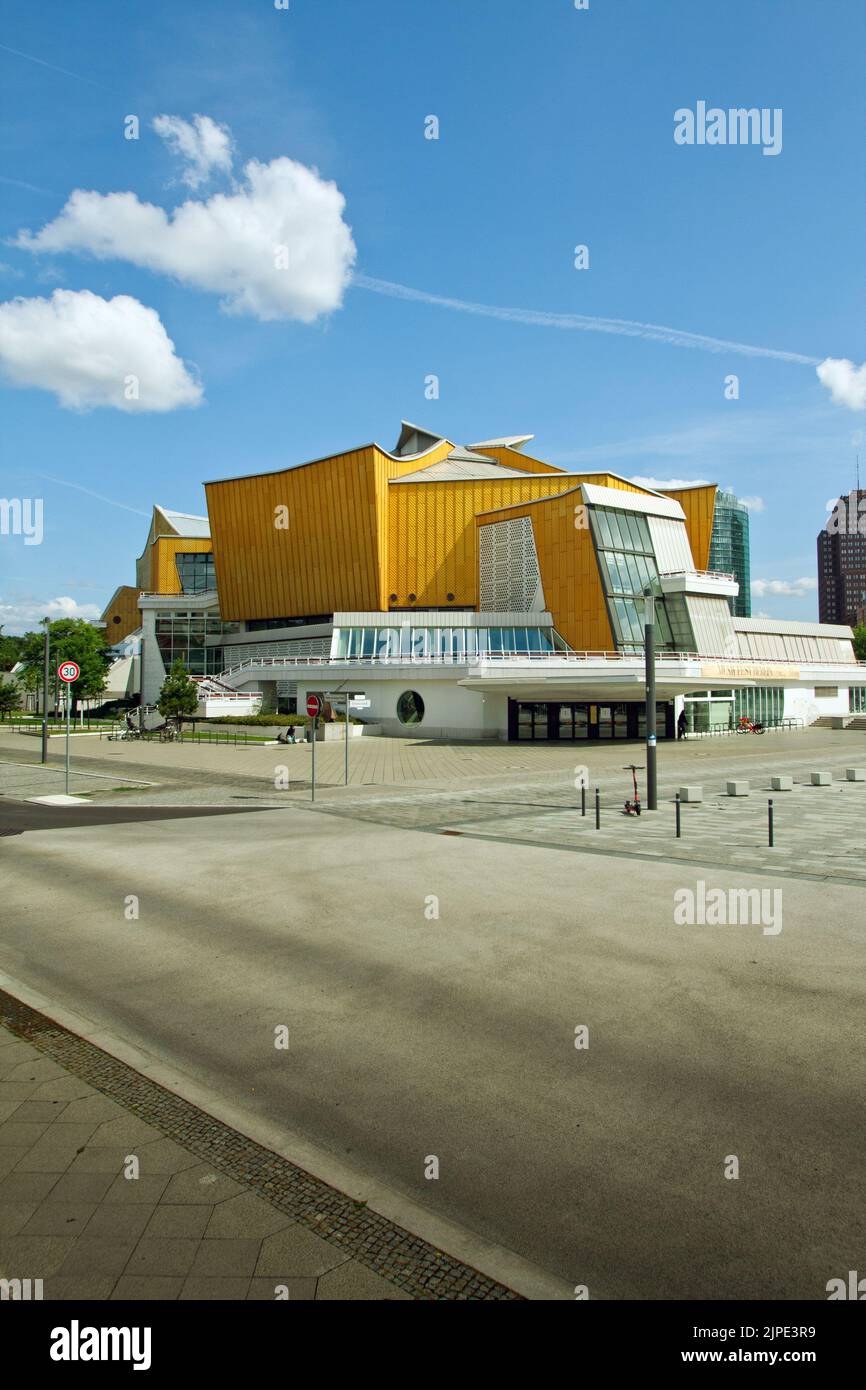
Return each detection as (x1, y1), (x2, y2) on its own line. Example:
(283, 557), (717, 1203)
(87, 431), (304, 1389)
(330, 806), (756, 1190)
(100, 586), (141, 644)
(386, 476), (578, 608)
(205, 447), (383, 621)
(662, 485), (717, 570)
(150, 537), (212, 594)
(477, 492), (614, 651)
(470, 445), (566, 475)
(385, 471), (654, 609)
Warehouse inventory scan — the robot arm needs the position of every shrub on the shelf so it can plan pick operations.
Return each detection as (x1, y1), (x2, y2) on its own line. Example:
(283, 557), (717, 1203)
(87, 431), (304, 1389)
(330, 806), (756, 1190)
(202, 711), (362, 726)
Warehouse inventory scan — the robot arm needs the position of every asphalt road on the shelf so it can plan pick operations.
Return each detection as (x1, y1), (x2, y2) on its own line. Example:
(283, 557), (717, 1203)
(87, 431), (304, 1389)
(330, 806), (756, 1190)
(1, 803), (863, 1299)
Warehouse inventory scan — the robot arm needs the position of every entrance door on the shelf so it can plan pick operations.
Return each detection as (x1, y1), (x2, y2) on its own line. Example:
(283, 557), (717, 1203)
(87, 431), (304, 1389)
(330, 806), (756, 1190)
(516, 702), (549, 740)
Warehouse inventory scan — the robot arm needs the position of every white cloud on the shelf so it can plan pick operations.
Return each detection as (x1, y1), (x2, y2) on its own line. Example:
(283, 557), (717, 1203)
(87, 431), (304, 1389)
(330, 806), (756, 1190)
(152, 114), (233, 189)
(816, 357), (866, 411)
(751, 577), (817, 597)
(628, 475), (711, 490)
(0, 594), (102, 633)
(739, 495), (765, 512)
(17, 156), (357, 323)
(0, 289), (202, 411)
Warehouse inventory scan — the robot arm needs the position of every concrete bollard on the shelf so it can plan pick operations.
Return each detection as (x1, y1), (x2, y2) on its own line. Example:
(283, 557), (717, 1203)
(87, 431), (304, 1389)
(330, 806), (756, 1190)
(726, 780), (749, 797)
(770, 775), (793, 791)
(845, 768), (865, 782)
(678, 785), (702, 803)
(809, 771), (831, 786)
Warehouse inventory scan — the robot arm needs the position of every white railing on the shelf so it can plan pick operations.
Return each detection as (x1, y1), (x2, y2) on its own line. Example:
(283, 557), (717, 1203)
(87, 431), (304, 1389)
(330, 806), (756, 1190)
(218, 650), (866, 679)
(658, 569), (737, 583)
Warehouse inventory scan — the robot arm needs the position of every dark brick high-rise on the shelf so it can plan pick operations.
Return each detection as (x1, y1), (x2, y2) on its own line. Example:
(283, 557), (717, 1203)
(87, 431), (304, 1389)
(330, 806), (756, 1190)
(818, 490), (866, 626)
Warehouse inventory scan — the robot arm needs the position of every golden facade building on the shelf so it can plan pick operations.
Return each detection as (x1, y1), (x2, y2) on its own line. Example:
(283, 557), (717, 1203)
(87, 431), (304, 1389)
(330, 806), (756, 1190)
(103, 424), (864, 739)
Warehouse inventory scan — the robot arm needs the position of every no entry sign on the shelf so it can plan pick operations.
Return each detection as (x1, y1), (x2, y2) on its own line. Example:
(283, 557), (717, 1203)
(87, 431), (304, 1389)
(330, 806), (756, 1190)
(58, 661), (80, 684)
(306, 693), (322, 718)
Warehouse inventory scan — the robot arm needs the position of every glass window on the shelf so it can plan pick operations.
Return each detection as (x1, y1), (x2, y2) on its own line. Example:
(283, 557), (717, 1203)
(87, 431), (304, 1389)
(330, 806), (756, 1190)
(175, 553), (215, 594)
(596, 510), (613, 548)
(397, 690), (425, 725)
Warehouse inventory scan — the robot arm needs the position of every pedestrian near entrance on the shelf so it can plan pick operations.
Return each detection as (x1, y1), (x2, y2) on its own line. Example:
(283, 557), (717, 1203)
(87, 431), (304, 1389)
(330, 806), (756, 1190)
(677, 709), (687, 740)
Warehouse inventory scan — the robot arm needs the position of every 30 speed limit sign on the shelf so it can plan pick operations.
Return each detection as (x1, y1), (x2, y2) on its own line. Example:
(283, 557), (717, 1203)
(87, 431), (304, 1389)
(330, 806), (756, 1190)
(58, 661), (80, 684)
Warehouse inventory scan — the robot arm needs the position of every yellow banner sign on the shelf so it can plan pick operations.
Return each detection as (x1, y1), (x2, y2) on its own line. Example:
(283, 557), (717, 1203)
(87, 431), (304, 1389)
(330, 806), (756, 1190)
(700, 662), (800, 681)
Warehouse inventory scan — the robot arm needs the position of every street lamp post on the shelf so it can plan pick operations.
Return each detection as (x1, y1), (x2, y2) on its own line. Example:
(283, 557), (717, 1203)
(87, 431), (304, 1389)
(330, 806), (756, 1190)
(40, 617), (50, 764)
(644, 589), (658, 811)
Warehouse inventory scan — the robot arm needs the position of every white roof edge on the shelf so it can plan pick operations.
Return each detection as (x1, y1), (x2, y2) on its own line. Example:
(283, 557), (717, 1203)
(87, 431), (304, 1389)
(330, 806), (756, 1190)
(468, 435), (535, 452)
(734, 616), (854, 638)
(580, 482), (686, 520)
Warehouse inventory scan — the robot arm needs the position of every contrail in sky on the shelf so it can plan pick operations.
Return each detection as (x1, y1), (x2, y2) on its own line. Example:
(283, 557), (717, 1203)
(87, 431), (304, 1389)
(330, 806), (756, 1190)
(353, 274), (821, 366)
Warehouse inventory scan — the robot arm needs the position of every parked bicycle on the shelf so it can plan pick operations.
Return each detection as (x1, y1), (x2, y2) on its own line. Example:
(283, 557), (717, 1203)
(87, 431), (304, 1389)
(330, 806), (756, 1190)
(736, 716), (765, 734)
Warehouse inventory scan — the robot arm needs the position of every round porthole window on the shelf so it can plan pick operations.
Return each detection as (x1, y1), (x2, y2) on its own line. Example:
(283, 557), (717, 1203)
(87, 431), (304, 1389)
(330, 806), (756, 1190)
(397, 690), (425, 725)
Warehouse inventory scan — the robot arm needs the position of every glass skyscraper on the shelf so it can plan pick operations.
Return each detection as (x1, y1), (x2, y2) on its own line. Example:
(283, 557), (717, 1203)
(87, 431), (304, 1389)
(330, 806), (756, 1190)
(709, 490), (751, 617)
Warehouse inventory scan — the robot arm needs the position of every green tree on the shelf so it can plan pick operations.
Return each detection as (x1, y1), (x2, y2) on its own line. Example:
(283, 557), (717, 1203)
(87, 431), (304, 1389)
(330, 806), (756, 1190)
(0, 628), (25, 672)
(17, 619), (111, 713)
(853, 625), (866, 663)
(0, 680), (21, 719)
(157, 659), (199, 726)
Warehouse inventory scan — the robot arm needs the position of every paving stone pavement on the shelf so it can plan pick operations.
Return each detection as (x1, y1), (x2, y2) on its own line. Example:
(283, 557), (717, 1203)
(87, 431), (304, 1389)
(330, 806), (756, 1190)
(0, 1014), (518, 1301)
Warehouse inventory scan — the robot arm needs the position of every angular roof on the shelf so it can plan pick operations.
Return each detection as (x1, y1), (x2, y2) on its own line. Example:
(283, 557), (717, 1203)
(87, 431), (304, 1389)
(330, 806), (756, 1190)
(155, 506), (210, 539)
(467, 434), (534, 452)
(392, 446), (530, 482)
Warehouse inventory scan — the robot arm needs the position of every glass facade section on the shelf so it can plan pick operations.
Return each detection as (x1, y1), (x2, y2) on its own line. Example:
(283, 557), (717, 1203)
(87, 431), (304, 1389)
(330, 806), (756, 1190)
(734, 686), (784, 724)
(589, 507), (678, 651)
(709, 491), (751, 617)
(848, 686), (866, 713)
(155, 610), (240, 676)
(332, 625), (564, 659)
(175, 553), (216, 594)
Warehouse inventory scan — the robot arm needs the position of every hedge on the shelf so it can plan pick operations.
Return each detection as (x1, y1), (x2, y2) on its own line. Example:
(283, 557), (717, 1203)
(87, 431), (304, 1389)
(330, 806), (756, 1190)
(201, 712), (362, 727)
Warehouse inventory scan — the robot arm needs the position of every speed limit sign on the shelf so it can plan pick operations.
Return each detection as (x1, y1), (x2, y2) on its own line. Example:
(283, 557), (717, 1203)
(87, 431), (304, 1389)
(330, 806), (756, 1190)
(58, 661), (80, 683)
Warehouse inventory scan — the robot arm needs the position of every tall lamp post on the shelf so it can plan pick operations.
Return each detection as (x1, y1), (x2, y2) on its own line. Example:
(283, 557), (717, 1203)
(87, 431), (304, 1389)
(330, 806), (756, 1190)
(40, 617), (50, 764)
(643, 586), (658, 811)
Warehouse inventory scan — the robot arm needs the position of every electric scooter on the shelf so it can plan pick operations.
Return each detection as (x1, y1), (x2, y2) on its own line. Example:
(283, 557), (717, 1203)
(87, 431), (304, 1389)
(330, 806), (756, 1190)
(623, 763), (644, 815)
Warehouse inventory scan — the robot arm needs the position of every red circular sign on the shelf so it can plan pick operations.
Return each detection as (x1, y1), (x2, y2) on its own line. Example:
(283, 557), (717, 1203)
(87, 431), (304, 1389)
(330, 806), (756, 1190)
(305, 693), (322, 718)
(58, 661), (80, 684)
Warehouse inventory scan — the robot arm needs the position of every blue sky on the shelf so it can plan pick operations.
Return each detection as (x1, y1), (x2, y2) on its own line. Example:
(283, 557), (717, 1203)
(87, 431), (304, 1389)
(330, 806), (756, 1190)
(1, 0), (864, 630)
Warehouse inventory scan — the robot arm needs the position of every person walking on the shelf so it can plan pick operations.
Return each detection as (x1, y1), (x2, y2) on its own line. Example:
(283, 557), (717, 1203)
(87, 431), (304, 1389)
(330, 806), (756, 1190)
(677, 709), (687, 740)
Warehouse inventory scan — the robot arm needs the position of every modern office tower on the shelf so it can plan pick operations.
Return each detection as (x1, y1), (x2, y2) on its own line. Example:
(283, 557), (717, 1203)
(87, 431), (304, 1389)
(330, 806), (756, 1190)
(818, 490), (866, 627)
(709, 490), (751, 617)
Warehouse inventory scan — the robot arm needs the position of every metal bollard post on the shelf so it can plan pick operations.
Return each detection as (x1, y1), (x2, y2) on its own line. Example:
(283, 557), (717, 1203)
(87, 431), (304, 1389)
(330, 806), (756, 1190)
(675, 791), (681, 839)
(595, 787), (600, 829)
(768, 798), (774, 848)
(581, 784), (586, 818)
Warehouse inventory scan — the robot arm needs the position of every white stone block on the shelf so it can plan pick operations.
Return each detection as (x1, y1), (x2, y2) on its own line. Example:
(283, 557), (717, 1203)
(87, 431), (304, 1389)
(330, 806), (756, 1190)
(678, 785), (702, 803)
(809, 771), (831, 786)
(726, 780), (749, 796)
(770, 775), (793, 791)
(845, 768), (865, 782)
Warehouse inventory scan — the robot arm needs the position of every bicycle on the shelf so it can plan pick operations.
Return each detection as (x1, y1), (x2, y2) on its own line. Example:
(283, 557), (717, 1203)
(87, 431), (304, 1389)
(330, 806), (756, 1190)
(736, 716), (765, 735)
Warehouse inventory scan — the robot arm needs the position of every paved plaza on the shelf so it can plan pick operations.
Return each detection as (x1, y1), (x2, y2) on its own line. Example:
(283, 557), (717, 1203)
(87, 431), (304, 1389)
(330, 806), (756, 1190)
(3, 726), (865, 881)
(1, 729), (864, 1299)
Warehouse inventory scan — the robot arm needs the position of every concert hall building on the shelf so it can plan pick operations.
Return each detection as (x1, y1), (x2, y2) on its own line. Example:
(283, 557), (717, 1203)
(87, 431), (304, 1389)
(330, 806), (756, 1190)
(101, 423), (865, 740)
